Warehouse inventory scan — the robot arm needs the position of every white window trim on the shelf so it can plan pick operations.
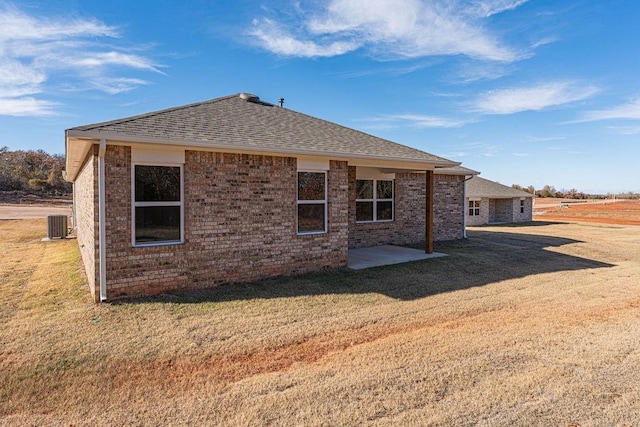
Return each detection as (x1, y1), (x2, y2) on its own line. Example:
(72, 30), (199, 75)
(520, 199), (525, 214)
(131, 162), (185, 247)
(468, 200), (480, 217)
(356, 179), (394, 223)
(297, 170), (328, 235)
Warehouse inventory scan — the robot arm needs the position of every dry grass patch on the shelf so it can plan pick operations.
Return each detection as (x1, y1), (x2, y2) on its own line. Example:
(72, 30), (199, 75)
(1, 219), (639, 426)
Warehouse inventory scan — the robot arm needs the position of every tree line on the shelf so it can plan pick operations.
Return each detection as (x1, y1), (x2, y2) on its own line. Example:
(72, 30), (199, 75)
(0, 147), (71, 195)
(3, 146), (638, 200)
(511, 183), (639, 200)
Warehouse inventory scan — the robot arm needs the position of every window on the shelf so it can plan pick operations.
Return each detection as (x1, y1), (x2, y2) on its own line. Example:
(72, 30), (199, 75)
(133, 164), (183, 246)
(356, 179), (394, 222)
(520, 199), (525, 214)
(468, 200), (480, 216)
(297, 171), (327, 234)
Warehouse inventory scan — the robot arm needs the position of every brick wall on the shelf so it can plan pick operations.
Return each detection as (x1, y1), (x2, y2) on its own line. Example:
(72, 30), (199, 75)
(74, 146), (99, 302)
(493, 199), (514, 223)
(433, 174), (464, 241)
(76, 147), (466, 300)
(512, 197), (533, 222)
(466, 198), (488, 226)
(348, 169), (464, 248)
(99, 147), (348, 300)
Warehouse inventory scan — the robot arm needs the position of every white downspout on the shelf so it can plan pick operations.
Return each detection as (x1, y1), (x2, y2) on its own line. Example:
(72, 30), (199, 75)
(463, 175), (474, 239)
(98, 139), (107, 302)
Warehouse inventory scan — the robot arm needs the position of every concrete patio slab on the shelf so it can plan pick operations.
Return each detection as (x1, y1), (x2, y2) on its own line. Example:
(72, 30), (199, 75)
(348, 245), (447, 270)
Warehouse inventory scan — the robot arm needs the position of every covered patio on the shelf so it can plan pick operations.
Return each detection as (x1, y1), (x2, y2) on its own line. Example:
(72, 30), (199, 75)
(348, 245), (447, 270)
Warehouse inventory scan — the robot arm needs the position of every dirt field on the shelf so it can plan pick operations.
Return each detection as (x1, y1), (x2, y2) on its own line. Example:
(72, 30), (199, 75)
(1, 219), (639, 426)
(0, 191), (72, 206)
(534, 200), (640, 225)
(0, 205), (72, 220)
(0, 193), (72, 219)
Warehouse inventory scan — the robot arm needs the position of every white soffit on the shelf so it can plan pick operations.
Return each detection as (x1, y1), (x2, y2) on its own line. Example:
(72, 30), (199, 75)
(297, 156), (329, 170)
(131, 145), (185, 164)
(356, 167), (395, 180)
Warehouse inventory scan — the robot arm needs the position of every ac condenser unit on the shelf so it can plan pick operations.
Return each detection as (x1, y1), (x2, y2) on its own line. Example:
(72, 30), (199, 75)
(47, 215), (68, 239)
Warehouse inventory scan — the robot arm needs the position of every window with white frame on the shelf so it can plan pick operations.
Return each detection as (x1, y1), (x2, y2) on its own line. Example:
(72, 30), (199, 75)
(468, 200), (480, 216)
(356, 179), (394, 222)
(297, 171), (327, 234)
(520, 199), (525, 214)
(133, 164), (183, 246)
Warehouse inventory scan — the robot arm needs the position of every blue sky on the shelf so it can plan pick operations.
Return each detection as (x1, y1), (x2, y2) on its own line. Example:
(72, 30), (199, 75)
(1, 0), (638, 194)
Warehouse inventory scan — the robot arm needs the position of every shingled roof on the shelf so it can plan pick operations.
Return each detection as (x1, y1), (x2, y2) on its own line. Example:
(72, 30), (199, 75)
(467, 176), (534, 199)
(67, 93), (458, 168)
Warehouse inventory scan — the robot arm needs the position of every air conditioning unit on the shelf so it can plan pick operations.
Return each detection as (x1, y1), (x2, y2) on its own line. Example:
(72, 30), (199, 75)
(47, 215), (68, 239)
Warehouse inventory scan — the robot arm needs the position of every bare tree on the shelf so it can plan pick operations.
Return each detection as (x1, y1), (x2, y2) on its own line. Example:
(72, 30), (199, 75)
(0, 147), (71, 194)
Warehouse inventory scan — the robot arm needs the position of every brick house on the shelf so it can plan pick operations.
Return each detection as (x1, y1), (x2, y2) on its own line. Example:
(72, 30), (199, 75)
(465, 176), (534, 225)
(65, 93), (473, 302)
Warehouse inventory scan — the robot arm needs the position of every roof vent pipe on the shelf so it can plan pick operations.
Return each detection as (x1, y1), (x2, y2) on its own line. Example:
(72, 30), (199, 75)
(239, 93), (260, 103)
(278, 97), (285, 107)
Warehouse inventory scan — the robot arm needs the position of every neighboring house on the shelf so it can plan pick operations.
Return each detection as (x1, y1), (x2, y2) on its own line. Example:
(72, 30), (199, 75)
(65, 93), (471, 302)
(465, 176), (534, 225)
(434, 165), (480, 237)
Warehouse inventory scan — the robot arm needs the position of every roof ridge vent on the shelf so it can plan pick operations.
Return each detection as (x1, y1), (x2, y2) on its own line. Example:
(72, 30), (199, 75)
(239, 93), (260, 103)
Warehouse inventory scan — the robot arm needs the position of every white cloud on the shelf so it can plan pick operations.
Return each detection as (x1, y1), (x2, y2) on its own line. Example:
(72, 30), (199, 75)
(579, 99), (640, 122)
(512, 152), (529, 157)
(441, 151), (467, 158)
(450, 61), (513, 83)
(462, 141), (495, 149)
(0, 3), (162, 116)
(362, 113), (472, 129)
(72, 52), (162, 72)
(469, 0), (529, 17)
(444, 141), (498, 158)
(250, 0), (527, 61)
(607, 125), (640, 135)
(0, 6), (115, 43)
(250, 18), (360, 57)
(531, 36), (558, 49)
(523, 135), (566, 142)
(89, 77), (150, 95)
(0, 97), (57, 116)
(333, 60), (440, 79)
(0, 60), (45, 97)
(387, 114), (472, 128)
(471, 81), (599, 114)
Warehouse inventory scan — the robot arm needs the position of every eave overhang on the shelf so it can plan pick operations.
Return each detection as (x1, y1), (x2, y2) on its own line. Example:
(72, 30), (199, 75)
(65, 129), (460, 182)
